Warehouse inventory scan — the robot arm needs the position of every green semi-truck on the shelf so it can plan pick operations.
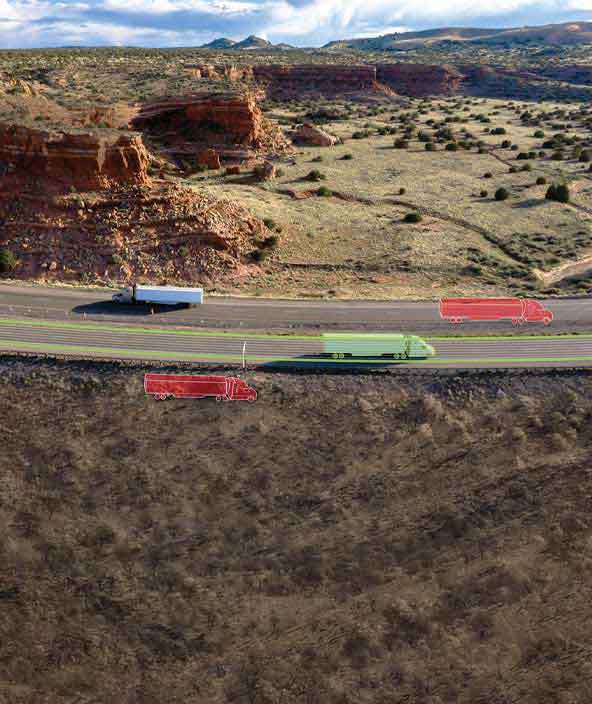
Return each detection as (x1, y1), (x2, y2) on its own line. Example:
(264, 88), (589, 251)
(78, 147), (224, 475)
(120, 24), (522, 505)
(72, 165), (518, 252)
(322, 334), (436, 360)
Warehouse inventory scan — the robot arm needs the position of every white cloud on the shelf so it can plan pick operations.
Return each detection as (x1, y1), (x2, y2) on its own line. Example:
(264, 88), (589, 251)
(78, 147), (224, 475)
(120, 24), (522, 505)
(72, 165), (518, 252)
(0, 0), (590, 47)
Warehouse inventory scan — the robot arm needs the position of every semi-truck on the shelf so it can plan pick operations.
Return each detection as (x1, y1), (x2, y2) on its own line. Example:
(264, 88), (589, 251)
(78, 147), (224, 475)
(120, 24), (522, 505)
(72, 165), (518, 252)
(112, 284), (203, 307)
(322, 333), (435, 359)
(439, 298), (553, 326)
(144, 374), (257, 402)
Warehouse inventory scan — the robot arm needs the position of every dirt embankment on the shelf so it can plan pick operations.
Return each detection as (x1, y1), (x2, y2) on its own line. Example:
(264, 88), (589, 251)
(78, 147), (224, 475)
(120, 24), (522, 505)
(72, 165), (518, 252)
(1, 357), (591, 704)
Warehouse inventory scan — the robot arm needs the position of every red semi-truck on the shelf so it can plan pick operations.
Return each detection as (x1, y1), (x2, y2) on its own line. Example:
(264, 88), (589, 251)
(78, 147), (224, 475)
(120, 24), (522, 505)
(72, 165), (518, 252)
(144, 374), (257, 402)
(439, 298), (554, 326)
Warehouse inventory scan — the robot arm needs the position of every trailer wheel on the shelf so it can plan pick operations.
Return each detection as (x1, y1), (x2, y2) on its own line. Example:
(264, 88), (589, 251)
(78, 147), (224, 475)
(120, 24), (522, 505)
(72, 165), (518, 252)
(512, 318), (519, 326)
(543, 316), (552, 326)
(215, 395), (222, 402)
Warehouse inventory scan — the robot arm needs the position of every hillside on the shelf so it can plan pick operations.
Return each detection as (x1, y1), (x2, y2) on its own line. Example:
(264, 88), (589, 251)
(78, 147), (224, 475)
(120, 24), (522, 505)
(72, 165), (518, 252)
(324, 21), (592, 51)
(1, 357), (591, 703)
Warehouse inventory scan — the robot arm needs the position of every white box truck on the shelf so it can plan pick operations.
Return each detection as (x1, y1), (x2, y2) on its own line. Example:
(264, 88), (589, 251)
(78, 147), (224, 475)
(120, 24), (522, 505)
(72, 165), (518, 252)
(112, 284), (203, 307)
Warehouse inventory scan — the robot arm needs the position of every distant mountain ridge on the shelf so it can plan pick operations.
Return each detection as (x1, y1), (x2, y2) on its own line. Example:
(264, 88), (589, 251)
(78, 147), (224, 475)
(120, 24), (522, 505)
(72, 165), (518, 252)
(200, 35), (295, 50)
(323, 21), (592, 50)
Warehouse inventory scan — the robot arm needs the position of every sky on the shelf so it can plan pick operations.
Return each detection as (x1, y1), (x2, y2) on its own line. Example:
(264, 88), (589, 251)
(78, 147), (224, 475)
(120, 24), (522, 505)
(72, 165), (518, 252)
(2, 0), (592, 49)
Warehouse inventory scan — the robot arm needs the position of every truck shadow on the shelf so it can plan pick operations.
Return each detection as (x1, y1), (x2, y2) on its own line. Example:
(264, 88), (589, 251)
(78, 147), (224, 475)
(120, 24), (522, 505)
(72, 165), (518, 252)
(260, 355), (405, 370)
(71, 301), (191, 317)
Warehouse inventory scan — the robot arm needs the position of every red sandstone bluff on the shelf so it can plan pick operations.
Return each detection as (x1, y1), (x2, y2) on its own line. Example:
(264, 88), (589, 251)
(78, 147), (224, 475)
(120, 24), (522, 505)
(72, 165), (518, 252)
(376, 64), (464, 97)
(0, 123), (150, 193)
(131, 91), (289, 168)
(251, 64), (391, 99)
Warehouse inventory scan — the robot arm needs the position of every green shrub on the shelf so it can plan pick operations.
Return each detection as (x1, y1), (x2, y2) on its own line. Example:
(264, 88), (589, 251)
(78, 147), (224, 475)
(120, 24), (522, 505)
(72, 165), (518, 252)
(394, 138), (409, 149)
(311, 155), (323, 163)
(445, 142), (458, 151)
(399, 187), (406, 195)
(404, 212), (423, 223)
(317, 186), (332, 197)
(262, 235), (279, 249)
(304, 169), (326, 182)
(480, 190), (488, 198)
(579, 150), (592, 163)
(495, 187), (510, 201)
(263, 218), (277, 230)
(534, 130), (545, 138)
(521, 163), (532, 172)
(251, 249), (268, 262)
(546, 183), (570, 203)
(536, 176), (547, 185)
(483, 172), (493, 179)
(501, 140), (512, 148)
(0, 248), (17, 273)
(341, 153), (354, 160)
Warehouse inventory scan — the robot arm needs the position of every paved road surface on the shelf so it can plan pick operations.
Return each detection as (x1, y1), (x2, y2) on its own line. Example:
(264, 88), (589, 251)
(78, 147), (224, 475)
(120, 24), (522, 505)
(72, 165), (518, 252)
(1, 283), (592, 333)
(1, 318), (592, 368)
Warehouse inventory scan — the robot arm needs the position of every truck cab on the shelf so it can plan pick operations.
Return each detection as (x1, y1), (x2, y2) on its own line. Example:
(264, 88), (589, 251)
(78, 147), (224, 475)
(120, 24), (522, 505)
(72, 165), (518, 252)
(408, 336), (436, 358)
(112, 286), (134, 304)
(525, 300), (553, 325)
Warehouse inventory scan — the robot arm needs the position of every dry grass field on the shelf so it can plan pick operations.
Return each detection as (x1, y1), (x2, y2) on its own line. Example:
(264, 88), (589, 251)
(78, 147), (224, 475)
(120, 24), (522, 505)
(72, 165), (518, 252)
(1, 357), (592, 703)
(2, 46), (592, 298)
(193, 98), (592, 298)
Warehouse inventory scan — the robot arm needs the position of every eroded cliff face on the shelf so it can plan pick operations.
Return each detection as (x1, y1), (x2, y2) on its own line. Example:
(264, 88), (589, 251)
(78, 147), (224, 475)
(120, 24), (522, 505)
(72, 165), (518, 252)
(0, 183), (267, 285)
(0, 124), (150, 193)
(131, 91), (289, 167)
(187, 61), (469, 98)
(252, 64), (389, 99)
(376, 63), (465, 96)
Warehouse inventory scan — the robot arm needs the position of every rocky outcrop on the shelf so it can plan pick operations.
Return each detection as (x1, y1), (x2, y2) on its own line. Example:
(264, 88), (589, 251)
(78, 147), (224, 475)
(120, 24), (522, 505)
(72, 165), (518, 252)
(190, 61), (467, 98)
(252, 64), (383, 98)
(131, 91), (290, 168)
(189, 64), (254, 82)
(0, 183), (268, 284)
(540, 64), (592, 85)
(291, 124), (338, 147)
(376, 64), (464, 96)
(0, 124), (150, 193)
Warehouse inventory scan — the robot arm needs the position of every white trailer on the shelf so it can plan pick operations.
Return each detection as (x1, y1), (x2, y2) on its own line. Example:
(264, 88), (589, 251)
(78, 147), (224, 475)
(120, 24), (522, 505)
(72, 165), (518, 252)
(112, 284), (203, 306)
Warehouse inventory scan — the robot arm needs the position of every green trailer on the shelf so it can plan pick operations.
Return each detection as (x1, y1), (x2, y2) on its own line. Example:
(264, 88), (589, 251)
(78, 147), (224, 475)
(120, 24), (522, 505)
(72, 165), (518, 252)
(322, 333), (436, 360)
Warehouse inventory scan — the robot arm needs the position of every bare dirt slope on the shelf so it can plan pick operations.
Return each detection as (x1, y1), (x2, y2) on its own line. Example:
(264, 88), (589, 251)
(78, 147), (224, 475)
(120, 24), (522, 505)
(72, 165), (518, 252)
(1, 357), (591, 703)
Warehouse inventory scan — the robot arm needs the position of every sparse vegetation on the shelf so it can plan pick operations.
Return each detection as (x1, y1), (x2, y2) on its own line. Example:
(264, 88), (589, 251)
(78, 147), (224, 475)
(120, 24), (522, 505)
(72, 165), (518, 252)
(2, 363), (592, 704)
(0, 247), (17, 272)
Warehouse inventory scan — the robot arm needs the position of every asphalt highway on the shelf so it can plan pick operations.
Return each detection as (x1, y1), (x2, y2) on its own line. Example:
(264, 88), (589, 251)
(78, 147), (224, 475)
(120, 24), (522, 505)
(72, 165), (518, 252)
(1, 317), (592, 368)
(2, 283), (592, 333)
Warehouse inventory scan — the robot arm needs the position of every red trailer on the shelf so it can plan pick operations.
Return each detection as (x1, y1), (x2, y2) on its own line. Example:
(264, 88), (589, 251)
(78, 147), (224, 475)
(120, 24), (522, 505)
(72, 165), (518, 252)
(144, 374), (257, 402)
(439, 298), (553, 326)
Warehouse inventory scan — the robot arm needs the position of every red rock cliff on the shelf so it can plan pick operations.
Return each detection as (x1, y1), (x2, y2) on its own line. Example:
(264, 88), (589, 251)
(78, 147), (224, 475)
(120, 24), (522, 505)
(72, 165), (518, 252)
(0, 124), (150, 192)
(131, 92), (290, 166)
(252, 64), (382, 98)
(132, 92), (267, 148)
(376, 64), (464, 96)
